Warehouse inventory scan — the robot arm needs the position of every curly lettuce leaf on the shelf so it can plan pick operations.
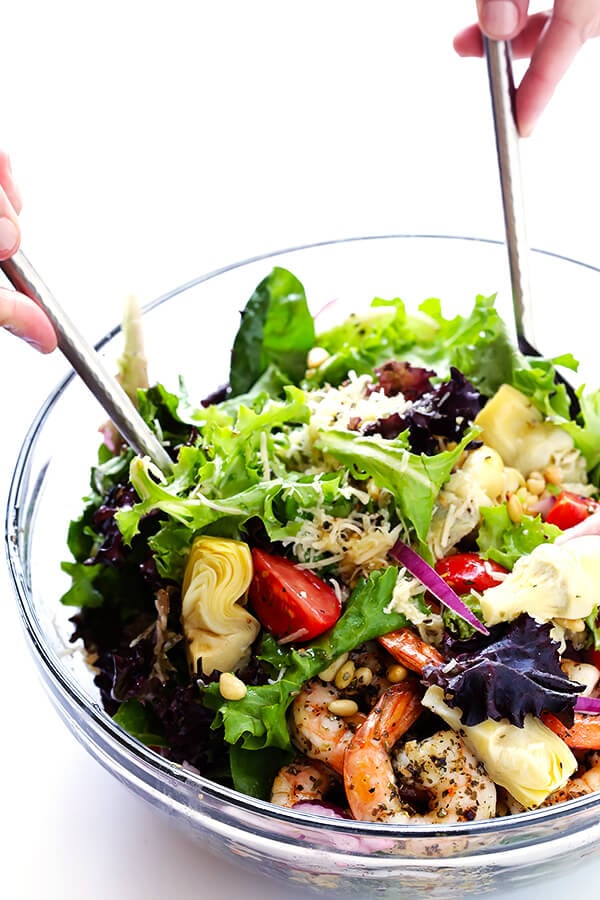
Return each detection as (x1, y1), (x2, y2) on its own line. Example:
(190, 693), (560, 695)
(202, 566), (406, 750)
(585, 606), (600, 651)
(60, 561), (105, 608)
(229, 267), (315, 396)
(476, 505), (560, 570)
(117, 457), (343, 548)
(416, 294), (519, 397)
(512, 356), (578, 420)
(116, 386), (325, 550)
(556, 387), (600, 480)
(423, 614), (583, 727)
(316, 428), (475, 544)
(309, 297), (433, 386)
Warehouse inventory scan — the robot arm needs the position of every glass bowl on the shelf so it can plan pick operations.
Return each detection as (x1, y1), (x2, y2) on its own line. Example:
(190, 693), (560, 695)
(7, 235), (600, 899)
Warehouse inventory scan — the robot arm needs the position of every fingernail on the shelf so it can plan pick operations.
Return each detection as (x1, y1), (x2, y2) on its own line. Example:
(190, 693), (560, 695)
(0, 216), (19, 254)
(481, 1), (519, 39)
(3, 323), (44, 351)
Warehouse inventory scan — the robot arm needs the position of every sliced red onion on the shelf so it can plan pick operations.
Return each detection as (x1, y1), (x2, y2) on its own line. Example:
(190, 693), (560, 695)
(277, 627), (311, 645)
(292, 800), (350, 819)
(574, 696), (600, 715)
(292, 802), (393, 852)
(528, 493), (555, 520)
(389, 539), (489, 635)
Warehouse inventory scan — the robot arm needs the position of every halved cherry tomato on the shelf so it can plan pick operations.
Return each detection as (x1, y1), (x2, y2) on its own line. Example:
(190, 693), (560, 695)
(584, 648), (600, 670)
(544, 490), (600, 530)
(248, 548), (342, 643)
(433, 552), (508, 595)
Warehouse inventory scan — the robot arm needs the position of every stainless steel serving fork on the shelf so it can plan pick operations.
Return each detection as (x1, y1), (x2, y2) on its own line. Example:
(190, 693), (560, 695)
(0, 250), (174, 474)
(484, 37), (579, 414)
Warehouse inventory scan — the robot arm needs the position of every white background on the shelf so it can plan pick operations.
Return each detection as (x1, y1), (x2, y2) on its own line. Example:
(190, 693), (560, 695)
(1, 2), (600, 898)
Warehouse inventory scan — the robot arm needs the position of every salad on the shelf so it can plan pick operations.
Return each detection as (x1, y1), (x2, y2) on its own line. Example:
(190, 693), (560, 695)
(61, 267), (600, 824)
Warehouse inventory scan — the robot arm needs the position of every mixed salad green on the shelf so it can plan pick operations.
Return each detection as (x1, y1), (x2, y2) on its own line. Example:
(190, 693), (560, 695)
(61, 268), (600, 820)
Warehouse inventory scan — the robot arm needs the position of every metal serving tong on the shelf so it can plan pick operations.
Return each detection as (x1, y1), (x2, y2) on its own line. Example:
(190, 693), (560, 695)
(484, 37), (579, 415)
(0, 250), (173, 474)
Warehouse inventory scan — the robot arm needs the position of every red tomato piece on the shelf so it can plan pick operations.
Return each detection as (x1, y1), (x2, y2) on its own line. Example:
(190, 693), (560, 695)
(434, 552), (508, 595)
(544, 490), (600, 530)
(249, 548), (342, 643)
(585, 649), (600, 670)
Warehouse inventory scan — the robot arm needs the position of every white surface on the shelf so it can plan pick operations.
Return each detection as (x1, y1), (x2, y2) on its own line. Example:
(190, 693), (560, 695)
(2, 2), (600, 898)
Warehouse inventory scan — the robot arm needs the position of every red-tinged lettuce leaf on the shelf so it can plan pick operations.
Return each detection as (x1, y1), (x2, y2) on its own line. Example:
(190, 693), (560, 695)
(364, 367), (484, 455)
(370, 360), (435, 400)
(423, 614), (584, 727)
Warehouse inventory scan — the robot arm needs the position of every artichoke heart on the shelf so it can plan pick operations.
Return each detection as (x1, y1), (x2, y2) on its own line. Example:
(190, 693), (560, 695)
(474, 384), (576, 478)
(181, 536), (259, 676)
(422, 685), (577, 808)
(480, 534), (600, 626)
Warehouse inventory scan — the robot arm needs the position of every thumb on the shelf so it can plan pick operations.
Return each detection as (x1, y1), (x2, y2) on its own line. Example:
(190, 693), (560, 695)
(476, 1), (530, 40)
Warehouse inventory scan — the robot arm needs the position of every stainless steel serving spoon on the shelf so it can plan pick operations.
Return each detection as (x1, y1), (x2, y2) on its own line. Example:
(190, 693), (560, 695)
(484, 37), (579, 415)
(0, 250), (174, 474)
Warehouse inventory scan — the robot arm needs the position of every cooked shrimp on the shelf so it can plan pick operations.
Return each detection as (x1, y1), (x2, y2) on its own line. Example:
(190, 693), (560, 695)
(343, 681), (423, 822)
(344, 683), (496, 823)
(271, 758), (334, 808)
(290, 679), (365, 774)
(393, 730), (497, 822)
(542, 711), (600, 750)
(378, 628), (444, 675)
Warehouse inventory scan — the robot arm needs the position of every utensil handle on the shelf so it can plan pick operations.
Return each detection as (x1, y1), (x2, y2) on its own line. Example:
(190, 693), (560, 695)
(1, 250), (173, 474)
(484, 37), (536, 352)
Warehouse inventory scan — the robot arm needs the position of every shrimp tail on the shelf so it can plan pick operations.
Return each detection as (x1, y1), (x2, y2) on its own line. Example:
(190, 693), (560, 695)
(378, 628), (444, 674)
(343, 681), (423, 822)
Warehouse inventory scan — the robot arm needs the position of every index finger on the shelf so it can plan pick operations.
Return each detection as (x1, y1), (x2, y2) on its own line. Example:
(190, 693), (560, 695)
(516, 14), (586, 135)
(0, 183), (21, 261)
(0, 152), (23, 215)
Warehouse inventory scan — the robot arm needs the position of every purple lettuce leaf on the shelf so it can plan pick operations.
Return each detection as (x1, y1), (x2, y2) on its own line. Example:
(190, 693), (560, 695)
(364, 366), (485, 454)
(423, 614), (584, 727)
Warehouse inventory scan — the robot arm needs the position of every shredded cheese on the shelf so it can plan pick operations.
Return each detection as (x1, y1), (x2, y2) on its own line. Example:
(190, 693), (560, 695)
(283, 504), (403, 586)
(281, 371), (410, 470)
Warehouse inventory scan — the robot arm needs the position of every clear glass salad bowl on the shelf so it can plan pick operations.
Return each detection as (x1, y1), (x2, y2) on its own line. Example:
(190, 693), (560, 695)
(7, 235), (600, 899)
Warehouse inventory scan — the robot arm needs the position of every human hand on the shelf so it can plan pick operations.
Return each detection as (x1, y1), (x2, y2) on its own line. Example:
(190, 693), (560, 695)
(454, 2), (600, 136)
(0, 152), (57, 352)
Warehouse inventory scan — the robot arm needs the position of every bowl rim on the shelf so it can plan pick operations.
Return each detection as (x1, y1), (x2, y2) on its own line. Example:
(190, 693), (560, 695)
(7, 232), (600, 839)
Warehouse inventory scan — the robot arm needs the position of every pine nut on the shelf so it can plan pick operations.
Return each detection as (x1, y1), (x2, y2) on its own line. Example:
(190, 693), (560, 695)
(555, 617), (586, 633)
(544, 465), (562, 486)
(507, 493), (523, 524)
(328, 699), (359, 717)
(219, 672), (247, 701)
(386, 664), (408, 683)
(354, 666), (373, 687)
(334, 660), (356, 690)
(526, 473), (546, 496)
(367, 479), (381, 501)
(319, 653), (349, 682)
(307, 346), (330, 369)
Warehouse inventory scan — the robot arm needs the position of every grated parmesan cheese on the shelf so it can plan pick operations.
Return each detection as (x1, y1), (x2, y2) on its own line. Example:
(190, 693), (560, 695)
(282, 503), (404, 587)
(384, 568), (429, 624)
(281, 371), (410, 470)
